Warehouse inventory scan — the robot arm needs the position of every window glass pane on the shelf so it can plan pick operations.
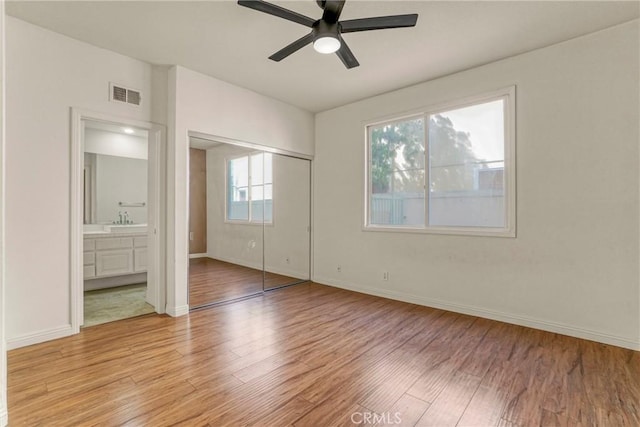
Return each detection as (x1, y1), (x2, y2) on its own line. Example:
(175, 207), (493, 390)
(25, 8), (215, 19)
(251, 185), (264, 201)
(264, 183), (273, 223)
(251, 199), (264, 222)
(251, 153), (264, 186)
(263, 154), (273, 222)
(264, 153), (273, 186)
(428, 99), (505, 227)
(370, 117), (425, 226)
(227, 157), (249, 220)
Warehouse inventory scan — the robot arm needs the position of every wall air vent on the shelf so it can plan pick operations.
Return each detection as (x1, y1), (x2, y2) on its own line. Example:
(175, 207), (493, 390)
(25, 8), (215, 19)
(109, 82), (142, 107)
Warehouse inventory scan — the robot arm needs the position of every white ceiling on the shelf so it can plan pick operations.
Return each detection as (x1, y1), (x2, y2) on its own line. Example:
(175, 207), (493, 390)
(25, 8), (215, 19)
(84, 120), (149, 138)
(6, 1), (639, 112)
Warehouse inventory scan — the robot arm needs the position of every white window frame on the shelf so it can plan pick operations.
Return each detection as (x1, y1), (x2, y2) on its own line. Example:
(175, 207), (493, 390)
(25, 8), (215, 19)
(225, 152), (273, 225)
(364, 86), (516, 237)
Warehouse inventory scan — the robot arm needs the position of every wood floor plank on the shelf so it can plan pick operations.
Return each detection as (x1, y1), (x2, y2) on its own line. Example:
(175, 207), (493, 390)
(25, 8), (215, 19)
(197, 360), (320, 426)
(189, 257), (306, 307)
(188, 257), (263, 306)
(404, 315), (486, 405)
(7, 282), (640, 426)
(298, 307), (448, 405)
(373, 393), (430, 427)
(232, 352), (301, 383)
(415, 371), (482, 427)
(457, 359), (513, 427)
(248, 396), (315, 427)
(293, 395), (364, 426)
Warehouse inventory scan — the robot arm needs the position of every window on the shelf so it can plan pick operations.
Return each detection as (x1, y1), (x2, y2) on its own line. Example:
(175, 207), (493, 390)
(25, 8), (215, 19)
(366, 87), (515, 236)
(227, 152), (273, 223)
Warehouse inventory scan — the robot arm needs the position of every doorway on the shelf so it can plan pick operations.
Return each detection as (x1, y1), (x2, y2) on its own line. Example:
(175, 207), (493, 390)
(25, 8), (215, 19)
(188, 135), (312, 308)
(70, 109), (165, 332)
(82, 120), (153, 326)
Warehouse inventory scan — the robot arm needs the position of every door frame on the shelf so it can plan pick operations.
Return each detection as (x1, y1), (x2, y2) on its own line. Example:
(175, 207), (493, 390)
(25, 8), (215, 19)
(70, 108), (166, 332)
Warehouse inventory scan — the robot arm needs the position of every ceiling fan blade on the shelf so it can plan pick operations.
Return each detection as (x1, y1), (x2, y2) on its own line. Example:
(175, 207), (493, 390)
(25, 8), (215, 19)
(322, 0), (346, 24)
(336, 37), (359, 69)
(340, 14), (418, 33)
(269, 32), (314, 62)
(238, 0), (316, 28)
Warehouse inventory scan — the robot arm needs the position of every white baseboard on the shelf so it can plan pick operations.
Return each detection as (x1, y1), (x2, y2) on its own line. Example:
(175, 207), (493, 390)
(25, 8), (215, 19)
(265, 265), (308, 281)
(0, 407), (7, 427)
(209, 254), (262, 271)
(7, 324), (74, 350)
(208, 255), (309, 280)
(189, 253), (208, 259)
(84, 273), (147, 291)
(313, 275), (640, 351)
(166, 304), (189, 317)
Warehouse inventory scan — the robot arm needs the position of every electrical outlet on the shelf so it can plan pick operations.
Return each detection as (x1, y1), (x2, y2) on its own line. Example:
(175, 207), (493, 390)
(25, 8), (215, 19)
(383, 271), (389, 281)
(337, 265), (342, 273)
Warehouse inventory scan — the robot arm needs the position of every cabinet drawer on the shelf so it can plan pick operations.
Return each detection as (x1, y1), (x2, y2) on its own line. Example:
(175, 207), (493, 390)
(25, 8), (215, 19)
(134, 248), (147, 273)
(84, 239), (96, 251)
(134, 236), (147, 248)
(96, 249), (134, 277)
(95, 237), (133, 251)
(83, 252), (95, 266)
(83, 265), (96, 279)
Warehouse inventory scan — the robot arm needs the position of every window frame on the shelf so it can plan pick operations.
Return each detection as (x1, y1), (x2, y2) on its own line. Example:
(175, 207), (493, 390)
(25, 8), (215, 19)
(224, 151), (274, 225)
(364, 86), (516, 238)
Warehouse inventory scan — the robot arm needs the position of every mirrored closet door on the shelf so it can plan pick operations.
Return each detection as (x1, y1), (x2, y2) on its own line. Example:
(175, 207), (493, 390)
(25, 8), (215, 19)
(264, 153), (311, 290)
(188, 137), (311, 309)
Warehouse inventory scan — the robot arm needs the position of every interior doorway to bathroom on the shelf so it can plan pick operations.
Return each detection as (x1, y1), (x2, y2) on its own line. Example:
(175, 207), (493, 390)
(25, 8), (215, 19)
(82, 121), (153, 326)
(70, 110), (165, 331)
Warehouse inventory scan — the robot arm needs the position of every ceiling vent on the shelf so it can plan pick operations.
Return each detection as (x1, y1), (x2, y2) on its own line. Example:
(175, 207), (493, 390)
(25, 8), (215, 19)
(109, 82), (142, 107)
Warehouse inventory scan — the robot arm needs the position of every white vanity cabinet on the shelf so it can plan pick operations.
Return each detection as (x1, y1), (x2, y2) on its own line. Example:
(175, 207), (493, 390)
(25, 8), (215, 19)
(83, 239), (97, 279)
(84, 233), (147, 280)
(134, 236), (148, 273)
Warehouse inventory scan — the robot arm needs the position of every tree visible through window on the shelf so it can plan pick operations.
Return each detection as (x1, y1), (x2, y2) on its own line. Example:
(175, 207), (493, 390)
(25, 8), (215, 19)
(227, 152), (272, 223)
(367, 89), (514, 235)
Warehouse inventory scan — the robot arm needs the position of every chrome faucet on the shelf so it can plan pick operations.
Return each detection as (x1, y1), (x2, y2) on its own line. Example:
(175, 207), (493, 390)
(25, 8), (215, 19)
(114, 211), (133, 225)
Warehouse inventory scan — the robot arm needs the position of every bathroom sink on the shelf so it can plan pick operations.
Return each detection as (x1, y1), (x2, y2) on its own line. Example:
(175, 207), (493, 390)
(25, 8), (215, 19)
(107, 224), (148, 233)
(83, 224), (110, 234)
(83, 224), (148, 234)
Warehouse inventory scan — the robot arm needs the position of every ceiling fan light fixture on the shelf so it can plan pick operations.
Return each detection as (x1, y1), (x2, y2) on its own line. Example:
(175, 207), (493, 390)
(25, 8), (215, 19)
(313, 36), (340, 54)
(237, 0), (419, 69)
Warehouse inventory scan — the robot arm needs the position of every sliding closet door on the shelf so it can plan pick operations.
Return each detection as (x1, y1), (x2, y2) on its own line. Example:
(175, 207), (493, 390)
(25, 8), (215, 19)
(263, 154), (311, 290)
(188, 142), (264, 307)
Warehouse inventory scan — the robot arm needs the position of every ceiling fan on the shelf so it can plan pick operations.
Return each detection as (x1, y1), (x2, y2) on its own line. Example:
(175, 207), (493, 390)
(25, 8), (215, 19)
(237, 0), (418, 69)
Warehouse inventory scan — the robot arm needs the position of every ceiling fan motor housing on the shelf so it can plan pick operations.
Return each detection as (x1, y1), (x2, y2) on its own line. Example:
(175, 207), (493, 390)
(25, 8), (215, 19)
(313, 19), (339, 42)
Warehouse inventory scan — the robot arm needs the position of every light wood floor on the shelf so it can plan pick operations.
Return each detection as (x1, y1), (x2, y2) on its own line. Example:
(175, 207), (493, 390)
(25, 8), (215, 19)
(189, 257), (305, 307)
(8, 283), (640, 426)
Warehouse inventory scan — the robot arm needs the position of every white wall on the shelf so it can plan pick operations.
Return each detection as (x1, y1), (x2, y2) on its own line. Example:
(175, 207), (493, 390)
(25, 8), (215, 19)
(167, 66), (314, 315)
(314, 21), (640, 350)
(84, 128), (147, 160)
(95, 155), (147, 224)
(5, 17), (158, 348)
(206, 146), (311, 279)
(264, 154), (311, 280)
(0, 3), (7, 425)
